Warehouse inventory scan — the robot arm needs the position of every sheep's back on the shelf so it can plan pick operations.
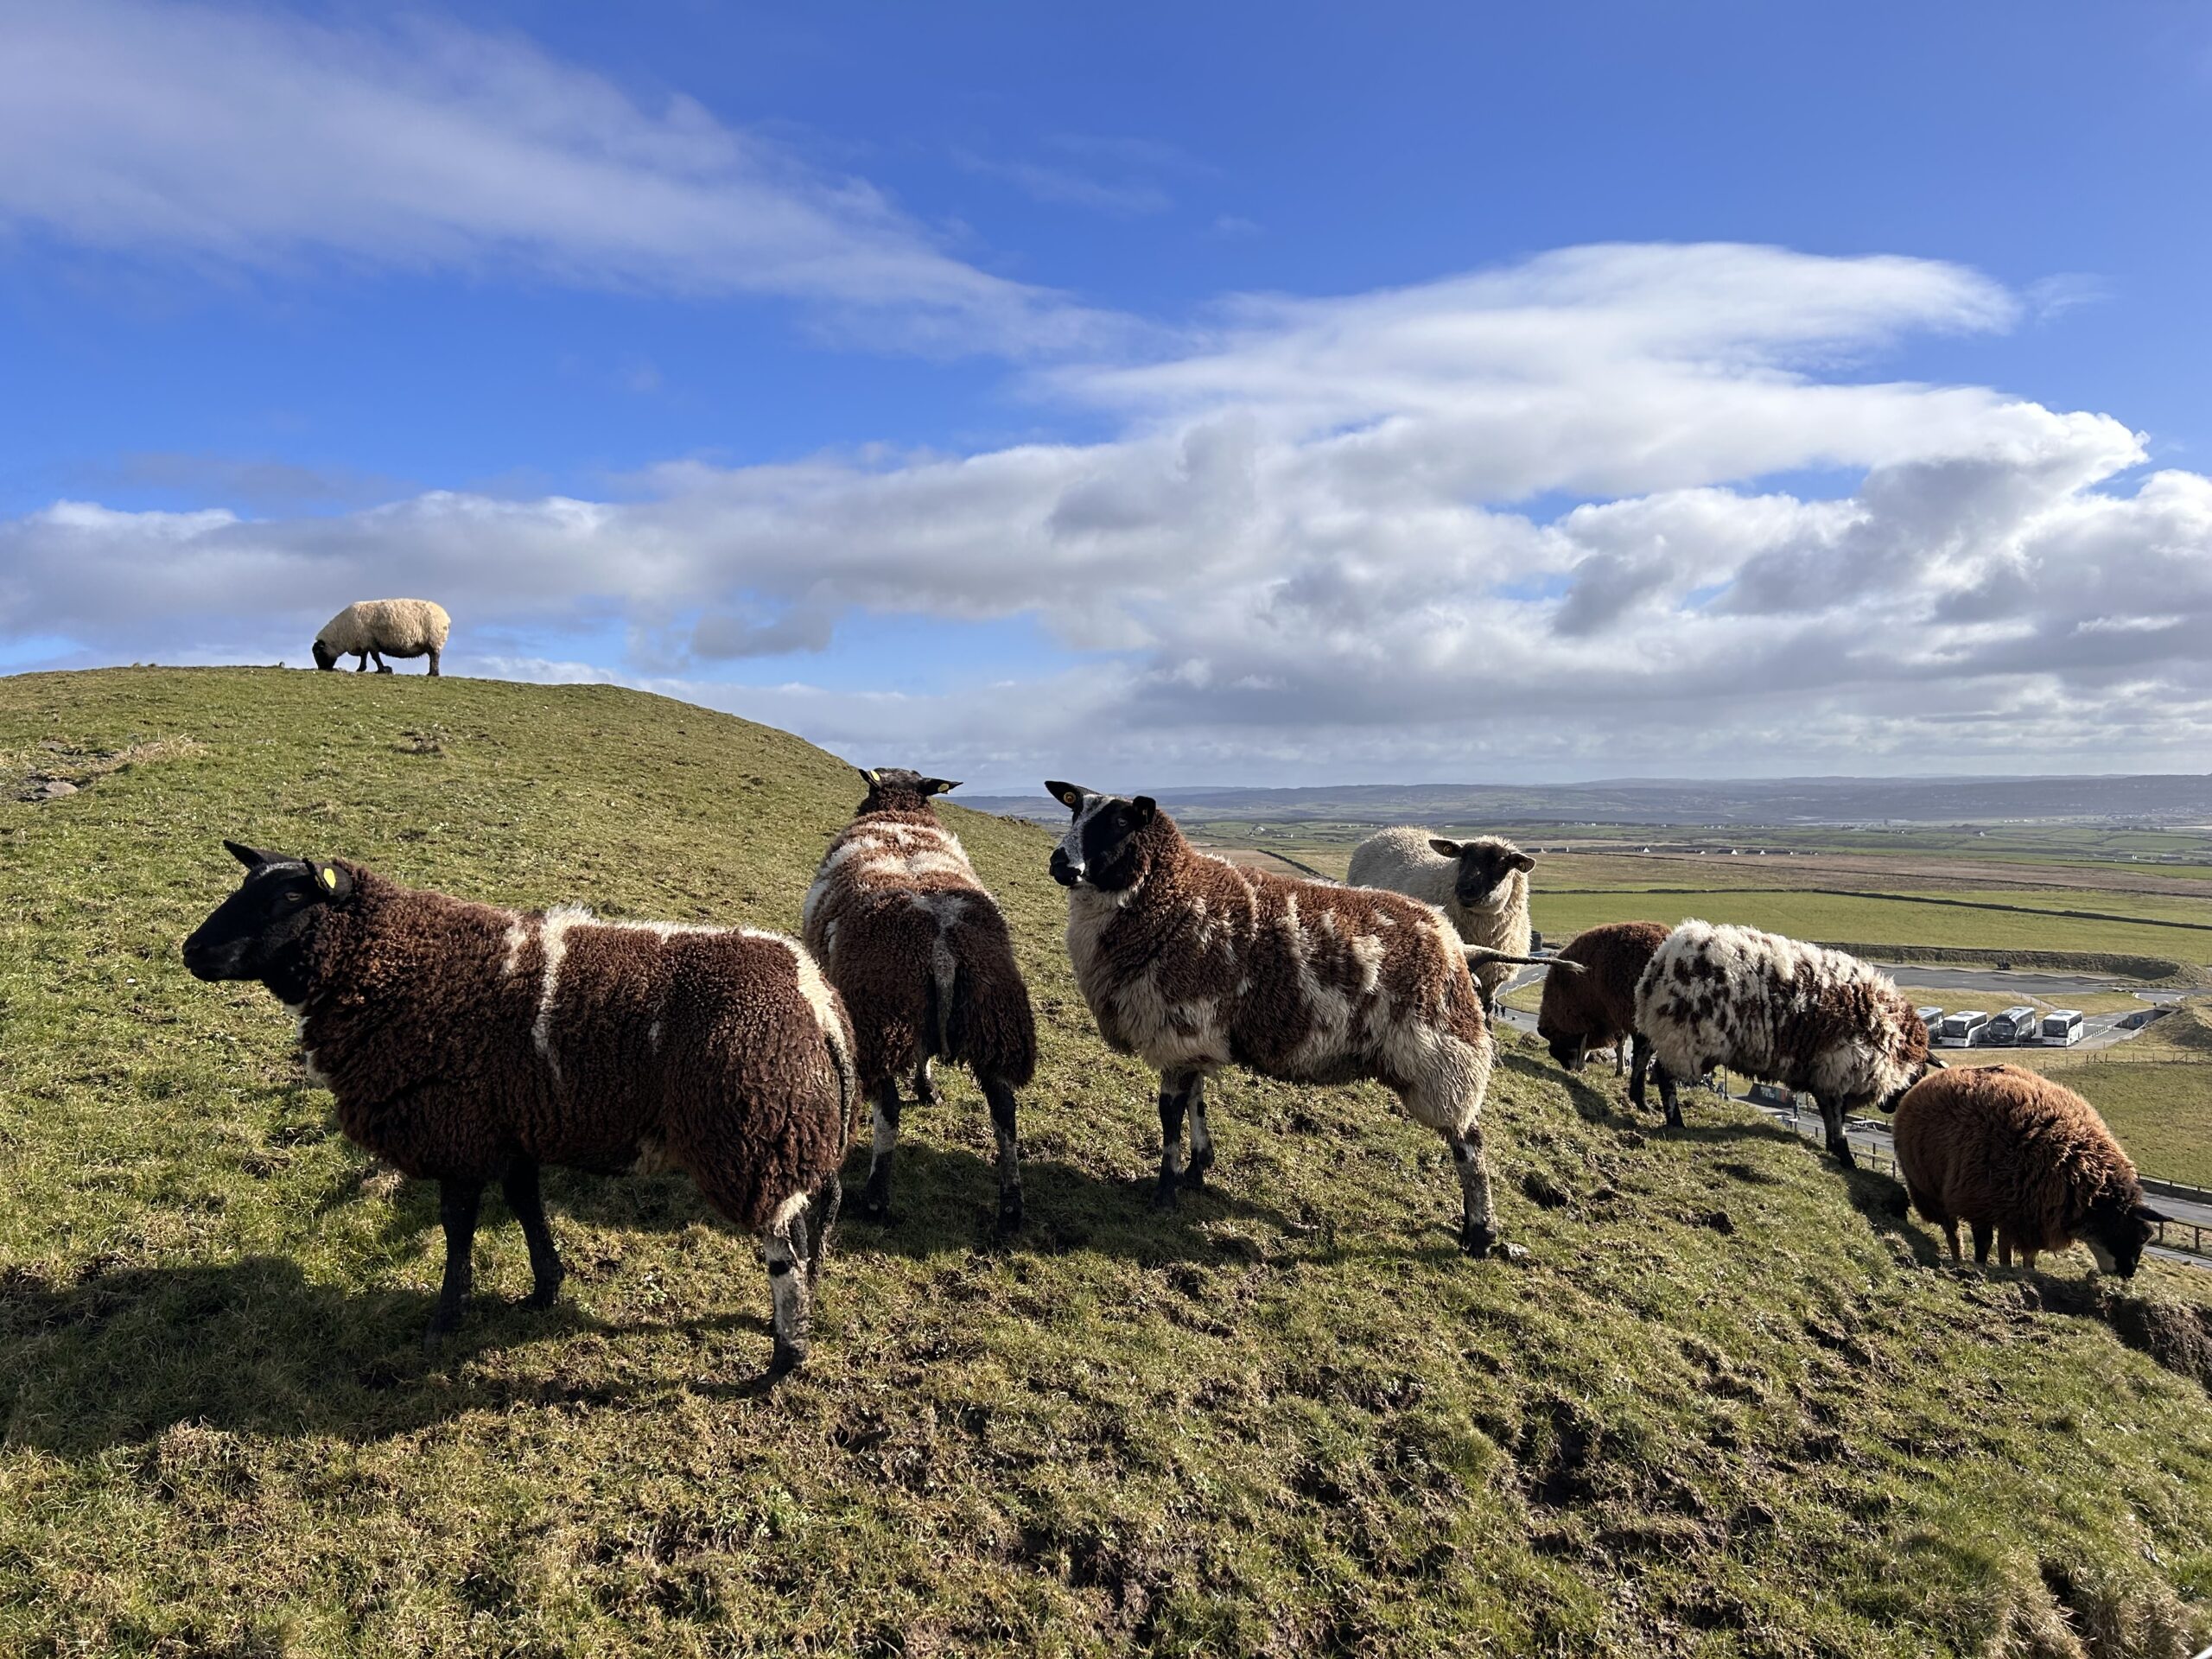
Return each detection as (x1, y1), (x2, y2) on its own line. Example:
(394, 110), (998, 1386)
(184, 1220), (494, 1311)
(1541, 919), (1667, 1045)
(1346, 827), (1456, 909)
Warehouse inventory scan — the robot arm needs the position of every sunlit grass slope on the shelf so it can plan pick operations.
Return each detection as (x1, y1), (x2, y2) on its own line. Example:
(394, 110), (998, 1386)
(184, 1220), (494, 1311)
(3, 668), (2210, 1657)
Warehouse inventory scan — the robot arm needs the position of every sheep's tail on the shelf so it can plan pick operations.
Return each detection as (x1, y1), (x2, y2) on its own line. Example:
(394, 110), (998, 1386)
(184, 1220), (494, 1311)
(1465, 946), (1585, 973)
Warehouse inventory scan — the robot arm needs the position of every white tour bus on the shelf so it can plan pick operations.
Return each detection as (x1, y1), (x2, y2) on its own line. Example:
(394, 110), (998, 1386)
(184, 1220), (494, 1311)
(1988, 1006), (2041, 1046)
(1937, 1009), (1991, 1048)
(1916, 1006), (1943, 1033)
(2040, 1009), (2086, 1047)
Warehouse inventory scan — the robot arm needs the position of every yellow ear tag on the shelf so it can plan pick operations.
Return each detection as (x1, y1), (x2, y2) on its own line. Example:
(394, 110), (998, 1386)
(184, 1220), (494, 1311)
(318, 866), (338, 891)
(1061, 791), (1079, 807)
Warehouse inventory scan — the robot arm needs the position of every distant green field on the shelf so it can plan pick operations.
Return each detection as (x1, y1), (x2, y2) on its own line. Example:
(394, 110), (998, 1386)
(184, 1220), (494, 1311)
(1529, 889), (2212, 967)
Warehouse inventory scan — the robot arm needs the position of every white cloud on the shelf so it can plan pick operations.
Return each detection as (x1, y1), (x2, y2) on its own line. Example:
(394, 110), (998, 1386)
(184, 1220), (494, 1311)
(0, 0), (1122, 353)
(5, 241), (2209, 785)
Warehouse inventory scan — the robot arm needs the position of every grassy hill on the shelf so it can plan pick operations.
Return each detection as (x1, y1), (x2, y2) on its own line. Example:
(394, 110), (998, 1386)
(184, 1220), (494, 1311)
(3, 668), (2210, 1657)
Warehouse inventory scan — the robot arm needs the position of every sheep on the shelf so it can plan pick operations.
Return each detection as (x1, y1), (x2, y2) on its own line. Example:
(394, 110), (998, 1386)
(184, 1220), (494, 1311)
(312, 599), (451, 676)
(181, 841), (855, 1375)
(1634, 919), (1934, 1166)
(1893, 1064), (2168, 1276)
(1045, 783), (1567, 1255)
(802, 768), (1037, 1229)
(1346, 827), (1535, 1012)
(1536, 919), (1670, 1098)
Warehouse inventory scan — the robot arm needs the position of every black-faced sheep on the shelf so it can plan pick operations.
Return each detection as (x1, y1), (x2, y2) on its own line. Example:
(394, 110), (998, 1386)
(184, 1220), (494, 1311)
(313, 599), (451, 676)
(1536, 919), (1669, 1097)
(1045, 783), (1561, 1256)
(182, 842), (855, 1375)
(1893, 1064), (2167, 1276)
(802, 768), (1037, 1229)
(1634, 919), (1934, 1166)
(1346, 827), (1535, 1012)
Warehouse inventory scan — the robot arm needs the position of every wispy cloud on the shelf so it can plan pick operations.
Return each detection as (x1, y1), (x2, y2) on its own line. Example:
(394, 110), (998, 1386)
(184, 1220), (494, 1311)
(10, 242), (2209, 783)
(951, 149), (1173, 216)
(0, 0), (1128, 354)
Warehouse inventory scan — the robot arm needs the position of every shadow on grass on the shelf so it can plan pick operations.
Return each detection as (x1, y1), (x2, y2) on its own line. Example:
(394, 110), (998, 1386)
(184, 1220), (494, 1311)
(0, 1255), (752, 1453)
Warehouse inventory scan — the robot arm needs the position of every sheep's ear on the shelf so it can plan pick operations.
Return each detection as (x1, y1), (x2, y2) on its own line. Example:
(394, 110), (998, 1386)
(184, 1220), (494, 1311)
(1509, 851), (1537, 874)
(1130, 796), (1157, 825)
(225, 840), (281, 870)
(922, 778), (961, 796)
(856, 766), (879, 786)
(2132, 1202), (2171, 1225)
(1044, 780), (1087, 813)
(306, 861), (354, 905)
(1428, 838), (1461, 859)
(1924, 1055), (1948, 1071)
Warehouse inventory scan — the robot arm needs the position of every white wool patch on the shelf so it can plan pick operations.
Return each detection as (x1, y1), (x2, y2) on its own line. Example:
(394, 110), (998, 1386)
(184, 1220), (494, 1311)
(769, 1188), (811, 1234)
(753, 928), (850, 1072)
(285, 1001), (330, 1088)
(532, 903), (594, 1083)
(500, 913), (531, 977)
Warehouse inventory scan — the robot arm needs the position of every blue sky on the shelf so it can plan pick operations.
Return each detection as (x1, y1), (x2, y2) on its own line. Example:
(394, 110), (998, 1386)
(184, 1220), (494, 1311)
(3, 2), (2209, 787)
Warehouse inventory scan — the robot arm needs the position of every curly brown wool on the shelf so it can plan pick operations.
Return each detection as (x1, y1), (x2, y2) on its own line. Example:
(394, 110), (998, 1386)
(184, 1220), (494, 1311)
(1894, 1064), (2162, 1277)
(802, 769), (1037, 1226)
(296, 863), (855, 1369)
(1536, 920), (1669, 1093)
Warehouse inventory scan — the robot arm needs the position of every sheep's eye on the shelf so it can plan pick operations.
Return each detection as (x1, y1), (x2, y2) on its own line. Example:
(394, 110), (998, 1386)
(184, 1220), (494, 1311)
(285, 891), (306, 904)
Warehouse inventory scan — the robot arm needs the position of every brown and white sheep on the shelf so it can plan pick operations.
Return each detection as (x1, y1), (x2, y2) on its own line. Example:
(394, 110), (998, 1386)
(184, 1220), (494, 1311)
(1634, 919), (1934, 1166)
(1046, 782), (1560, 1256)
(313, 598), (451, 675)
(182, 842), (855, 1375)
(803, 768), (1037, 1228)
(1893, 1064), (2168, 1276)
(1536, 919), (1669, 1099)
(1345, 828), (1536, 1012)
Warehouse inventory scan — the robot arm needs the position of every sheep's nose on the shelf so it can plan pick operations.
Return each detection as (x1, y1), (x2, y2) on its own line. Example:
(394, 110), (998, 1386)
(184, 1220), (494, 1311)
(1049, 849), (1084, 887)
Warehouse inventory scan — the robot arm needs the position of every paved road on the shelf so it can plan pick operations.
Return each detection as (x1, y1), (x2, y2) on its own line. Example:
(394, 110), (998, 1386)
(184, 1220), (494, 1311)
(1866, 963), (2134, 1000)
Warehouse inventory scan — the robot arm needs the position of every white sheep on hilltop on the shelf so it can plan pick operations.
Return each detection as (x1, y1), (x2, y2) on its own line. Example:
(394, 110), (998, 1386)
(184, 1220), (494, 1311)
(313, 599), (451, 676)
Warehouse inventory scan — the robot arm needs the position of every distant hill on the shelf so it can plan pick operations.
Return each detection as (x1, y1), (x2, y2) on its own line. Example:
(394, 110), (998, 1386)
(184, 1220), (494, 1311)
(969, 773), (2212, 827)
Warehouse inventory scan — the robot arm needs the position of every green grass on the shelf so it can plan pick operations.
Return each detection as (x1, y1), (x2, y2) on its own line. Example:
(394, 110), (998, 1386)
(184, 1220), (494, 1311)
(4, 669), (2212, 1656)
(1529, 889), (2211, 967)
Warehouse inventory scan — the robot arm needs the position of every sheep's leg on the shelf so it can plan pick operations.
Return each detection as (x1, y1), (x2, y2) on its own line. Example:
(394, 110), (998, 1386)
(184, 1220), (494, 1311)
(861, 1077), (902, 1222)
(353, 651), (370, 671)
(1653, 1062), (1683, 1128)
(804, 1172), (842, 1287)
(2020, 1247), (2038, 1273)
(1942, 1219), (1961, 1262)
(1445, 1122), (1498, 1257)
(763, 1221), (811, 1376)
(1628, 1033), (1652, 1109)
(1998, 1233), (2015, 1269)
(1154, 1070), (1198, 1210)
(1815, 1095), (1855, 1167)
(981, 1076), (1024, 1230)
(1971, 1219), (1994, 1266)
(1183, 1076), (1215, 1189)
(427, 1178), (483, 1346)
(500, 1154), (565, 1310)
(1612, 1044), (1625, 1077)
(914, 1055), (940, 1107)
(427, 646), (441, 677)
(372, 646), (392, 673)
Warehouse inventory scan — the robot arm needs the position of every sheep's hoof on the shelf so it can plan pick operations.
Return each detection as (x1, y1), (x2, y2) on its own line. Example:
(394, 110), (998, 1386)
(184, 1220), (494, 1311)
(1460, 1223), (1499, 1258)
(422, 1315), (461, 1354)
(524, 1274), (564, 1311)
(1663, 1109), (1684, 1129)
(861, 1173), (892, 1222)
(1152, 1177), (1180, 1212)
(996, 1193), (1024, 1231)
(765, 1339), (809, 1382)
(1830, 1147), (1856, 1169)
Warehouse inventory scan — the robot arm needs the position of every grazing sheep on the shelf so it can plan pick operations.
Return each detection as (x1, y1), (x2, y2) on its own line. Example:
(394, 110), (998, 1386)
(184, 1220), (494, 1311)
(802, 768), (1037, 1229)
(1634, 919), (1934, 1166)
(1346, 827), (1535, 1011)
(1045, 783), (1564, 1255)
(1536, 920), (1670, 1098)
(182, 842), (855, 1374)
(1894, 1065), (2167, 1276)
(312, 599), (451, 676)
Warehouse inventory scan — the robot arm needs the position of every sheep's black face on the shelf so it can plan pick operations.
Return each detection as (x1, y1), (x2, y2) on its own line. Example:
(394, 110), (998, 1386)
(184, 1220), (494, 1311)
(1430, 838), (1535, 911)
(1044, 781), (1156, 893)
(857, 766), (959, 814)
(311, 640), (339, 671)
(1541, 1027), (1588, 1072)
(182, 841), (353, 1000)
(2082, 1198), (2167, 1279)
